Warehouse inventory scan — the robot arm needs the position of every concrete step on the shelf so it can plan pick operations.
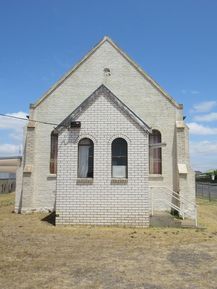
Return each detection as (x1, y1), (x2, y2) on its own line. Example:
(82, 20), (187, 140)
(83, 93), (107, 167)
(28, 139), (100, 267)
(150, 211), (197, 228)
(150, 212), (182, 228)
(180, 218), (197, 228)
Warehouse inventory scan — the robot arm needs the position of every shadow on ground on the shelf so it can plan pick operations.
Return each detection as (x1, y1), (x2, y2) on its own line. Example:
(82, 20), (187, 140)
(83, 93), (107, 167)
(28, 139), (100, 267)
(41, 211), (55, 225)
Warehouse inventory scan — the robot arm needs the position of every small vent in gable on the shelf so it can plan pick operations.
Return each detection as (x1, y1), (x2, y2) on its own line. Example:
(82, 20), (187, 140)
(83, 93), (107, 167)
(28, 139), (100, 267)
(104, 68), (111, 76)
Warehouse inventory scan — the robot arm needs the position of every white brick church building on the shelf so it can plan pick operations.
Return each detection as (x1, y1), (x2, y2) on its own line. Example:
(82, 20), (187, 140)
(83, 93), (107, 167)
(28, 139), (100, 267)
(15, 36), (196, 227)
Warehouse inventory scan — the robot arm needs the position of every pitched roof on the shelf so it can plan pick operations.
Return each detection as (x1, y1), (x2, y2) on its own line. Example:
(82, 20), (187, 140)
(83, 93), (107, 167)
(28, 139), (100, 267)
(56, 85), (152, 133)
(32, 36), (182, 109)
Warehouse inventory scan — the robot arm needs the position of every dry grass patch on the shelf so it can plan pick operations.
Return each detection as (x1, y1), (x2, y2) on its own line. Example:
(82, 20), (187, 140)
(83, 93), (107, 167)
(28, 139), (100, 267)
(0, 193), (217, 289)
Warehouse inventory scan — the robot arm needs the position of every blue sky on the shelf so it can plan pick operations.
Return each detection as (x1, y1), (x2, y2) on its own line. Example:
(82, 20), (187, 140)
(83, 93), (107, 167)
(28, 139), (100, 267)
(0, 0), (217, 171)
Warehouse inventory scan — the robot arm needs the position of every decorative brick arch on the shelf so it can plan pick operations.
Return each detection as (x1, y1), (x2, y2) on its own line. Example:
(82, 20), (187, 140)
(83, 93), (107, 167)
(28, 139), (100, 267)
(107, 134), (131, 146)
(76, 133), (97, 145)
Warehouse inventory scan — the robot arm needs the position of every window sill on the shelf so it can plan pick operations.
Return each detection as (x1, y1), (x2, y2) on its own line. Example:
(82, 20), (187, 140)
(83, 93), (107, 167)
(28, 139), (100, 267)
(47, 174), (57, 179)
(76, 178), (93, 185)
(149, 174), (163, 180)
(23, 165), (33, 174)
(111, 178), (128, 185)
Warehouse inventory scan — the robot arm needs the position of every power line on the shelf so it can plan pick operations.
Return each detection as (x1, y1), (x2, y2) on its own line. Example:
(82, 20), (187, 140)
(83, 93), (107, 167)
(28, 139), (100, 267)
(0, 113), (59, 126)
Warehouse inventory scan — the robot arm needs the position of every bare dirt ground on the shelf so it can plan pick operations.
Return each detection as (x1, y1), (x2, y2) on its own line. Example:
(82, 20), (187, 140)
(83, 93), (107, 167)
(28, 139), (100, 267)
(0, 194), (217, 289)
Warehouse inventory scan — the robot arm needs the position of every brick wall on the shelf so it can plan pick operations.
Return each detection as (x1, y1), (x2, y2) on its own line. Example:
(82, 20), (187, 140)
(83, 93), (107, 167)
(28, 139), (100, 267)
(15, 38), (195, 218)
(56, 92), (149, 227)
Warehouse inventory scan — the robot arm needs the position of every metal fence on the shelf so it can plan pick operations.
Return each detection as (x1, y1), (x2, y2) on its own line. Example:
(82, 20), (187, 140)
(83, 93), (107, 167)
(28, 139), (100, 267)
(196, 182), (217, 201)
(0, 179), (16, 194)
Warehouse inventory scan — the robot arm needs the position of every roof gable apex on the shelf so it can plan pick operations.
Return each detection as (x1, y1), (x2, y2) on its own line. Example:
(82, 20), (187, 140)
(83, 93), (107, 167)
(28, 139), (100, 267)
(56, 85), (151, 133)
(32, 36), (181, 109)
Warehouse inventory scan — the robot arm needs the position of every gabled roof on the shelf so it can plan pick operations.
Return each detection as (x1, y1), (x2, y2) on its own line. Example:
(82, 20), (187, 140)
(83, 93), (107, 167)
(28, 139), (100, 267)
(56, 85), (152, 133)
(32, 36), (182, 109)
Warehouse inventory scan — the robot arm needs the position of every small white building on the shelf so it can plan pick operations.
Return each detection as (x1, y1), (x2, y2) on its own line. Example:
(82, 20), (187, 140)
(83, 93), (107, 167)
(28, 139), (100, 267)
(15, 36), (196, 227)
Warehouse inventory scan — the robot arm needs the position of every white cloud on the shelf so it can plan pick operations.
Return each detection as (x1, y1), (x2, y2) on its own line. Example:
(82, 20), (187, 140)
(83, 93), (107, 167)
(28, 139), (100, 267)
(193, 112), (217, 122)
(190, 141), (217, 155)
(0, 143), (21, 156)
(187, 122), (217, 135)
(9, 132), (23, 142)
(191, 101), (217, 113)
(0, 111), (27, 156)
(0, 112), (27, 131)
(190, 141), (217, 171)
(0, 111), (27, 143)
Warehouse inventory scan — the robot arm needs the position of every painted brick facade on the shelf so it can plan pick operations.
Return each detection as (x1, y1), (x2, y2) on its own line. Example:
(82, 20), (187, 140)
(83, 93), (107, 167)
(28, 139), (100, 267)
(15, 36), (196, 223)
(56, 89), (150, 227)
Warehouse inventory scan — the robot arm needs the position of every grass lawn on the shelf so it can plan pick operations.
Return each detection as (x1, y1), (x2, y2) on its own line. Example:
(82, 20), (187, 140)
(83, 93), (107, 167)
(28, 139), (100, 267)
(0, 193), (217, 289)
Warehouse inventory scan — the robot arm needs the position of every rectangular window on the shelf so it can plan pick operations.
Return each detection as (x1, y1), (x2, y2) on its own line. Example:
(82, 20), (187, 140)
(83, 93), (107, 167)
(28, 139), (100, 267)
(112, 138), (128, 178)
(149, 147), (162, 174)
(149, 130), (162, 174)
(50, 132), (58, 174)
(78, 138), (94, 178)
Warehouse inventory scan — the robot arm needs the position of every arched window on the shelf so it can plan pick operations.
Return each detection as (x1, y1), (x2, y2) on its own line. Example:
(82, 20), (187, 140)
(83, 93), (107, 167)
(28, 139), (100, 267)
(112, 138), (128, 178)
(78, 138), (94, 178)
(50, 131), (58, 174)
(149, 130), (162, 174)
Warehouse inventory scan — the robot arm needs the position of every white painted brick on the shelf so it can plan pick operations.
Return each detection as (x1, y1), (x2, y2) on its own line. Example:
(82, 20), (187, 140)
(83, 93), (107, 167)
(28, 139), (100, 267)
(15, 39), (195, 221)
(55, 93), (149, 226)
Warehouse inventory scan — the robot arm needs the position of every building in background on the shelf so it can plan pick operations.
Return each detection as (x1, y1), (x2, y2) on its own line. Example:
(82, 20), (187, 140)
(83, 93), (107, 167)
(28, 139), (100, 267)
(0, 173), (16, 194)
(0, 157), (21, 193)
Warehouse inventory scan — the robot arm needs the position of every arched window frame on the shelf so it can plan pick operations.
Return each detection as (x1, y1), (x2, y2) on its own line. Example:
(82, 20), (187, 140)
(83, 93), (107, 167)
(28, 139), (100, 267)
(111, 138), (128, 178)
(149, 129), (162, 174)
(50, 131), (58, 174)
(78, 138), (94, 178)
